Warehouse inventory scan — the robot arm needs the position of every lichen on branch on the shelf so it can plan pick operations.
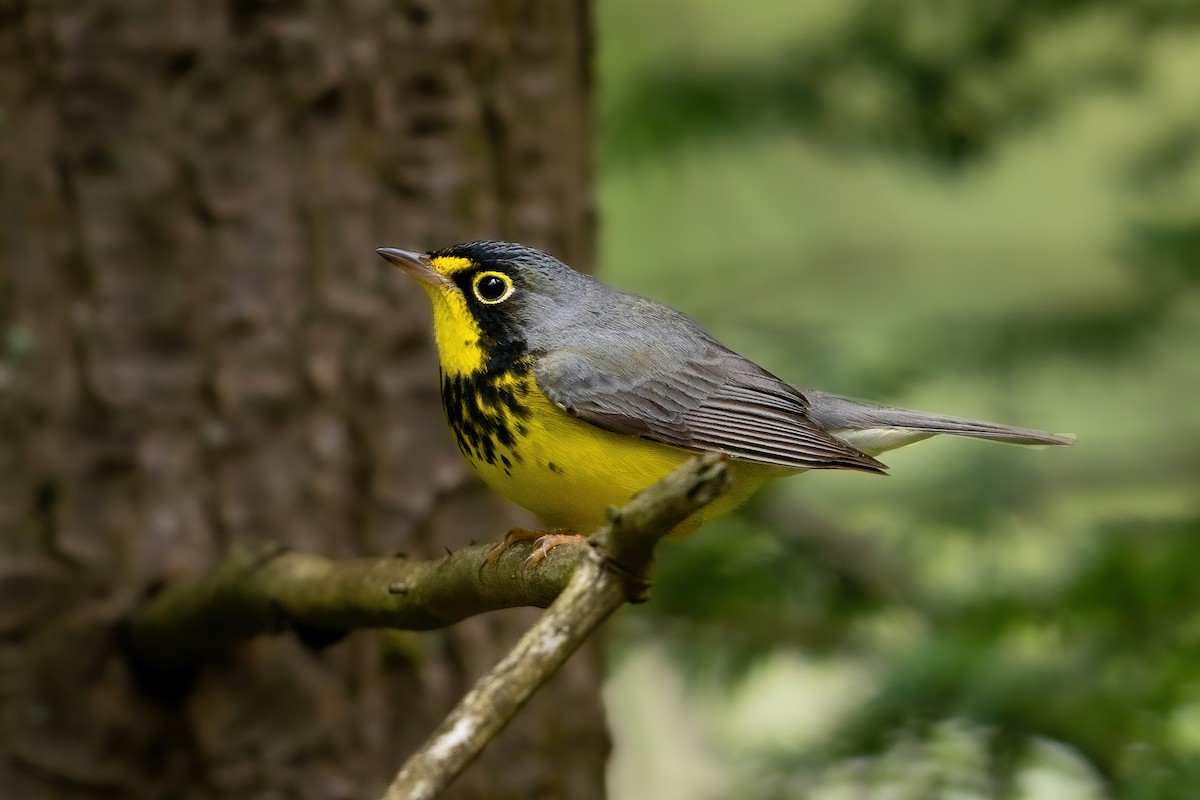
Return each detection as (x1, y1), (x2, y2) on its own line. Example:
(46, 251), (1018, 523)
(123, 455), (729, 800)
(126, 455), (728, 668)
(384, 454), (729, 800)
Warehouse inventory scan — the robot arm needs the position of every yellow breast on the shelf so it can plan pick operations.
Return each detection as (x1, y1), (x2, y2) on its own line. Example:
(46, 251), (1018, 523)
(441, 368), (782, 535)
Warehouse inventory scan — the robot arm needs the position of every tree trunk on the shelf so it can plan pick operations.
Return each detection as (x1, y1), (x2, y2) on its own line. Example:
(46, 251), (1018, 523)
(0, 2), (600, 798)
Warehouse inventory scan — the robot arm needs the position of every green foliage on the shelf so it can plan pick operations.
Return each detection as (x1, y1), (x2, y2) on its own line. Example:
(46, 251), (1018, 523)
(626, 506), (903, 680)
(603, 0), (1198, 168)
(599, 0), (1200, 796)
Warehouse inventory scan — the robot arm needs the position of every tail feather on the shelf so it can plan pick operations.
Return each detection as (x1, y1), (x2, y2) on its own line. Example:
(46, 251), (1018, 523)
(804, 390), (1075, 457)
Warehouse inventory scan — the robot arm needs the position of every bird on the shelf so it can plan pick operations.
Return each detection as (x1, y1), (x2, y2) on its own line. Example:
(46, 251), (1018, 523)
(376, 241), (1073, 565)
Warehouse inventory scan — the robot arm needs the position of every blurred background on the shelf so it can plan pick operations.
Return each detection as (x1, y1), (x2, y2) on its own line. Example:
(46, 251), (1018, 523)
(2, 2), (1198, 799)
(596, 1), (1200, 798)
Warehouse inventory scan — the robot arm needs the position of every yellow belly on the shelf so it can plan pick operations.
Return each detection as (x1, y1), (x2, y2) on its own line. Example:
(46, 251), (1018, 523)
(452, 376), (788, 535)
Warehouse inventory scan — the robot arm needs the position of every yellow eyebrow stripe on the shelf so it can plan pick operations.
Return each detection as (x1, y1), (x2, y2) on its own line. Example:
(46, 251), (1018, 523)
(429, 255), (474, 277)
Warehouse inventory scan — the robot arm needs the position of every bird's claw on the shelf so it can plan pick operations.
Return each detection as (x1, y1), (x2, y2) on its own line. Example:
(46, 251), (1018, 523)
(521, 531), (587, 568)
(480, 527), (584, 575)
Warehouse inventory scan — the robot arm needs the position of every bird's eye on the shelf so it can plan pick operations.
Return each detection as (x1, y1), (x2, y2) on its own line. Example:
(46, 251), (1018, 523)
(472, 271), (514, 304)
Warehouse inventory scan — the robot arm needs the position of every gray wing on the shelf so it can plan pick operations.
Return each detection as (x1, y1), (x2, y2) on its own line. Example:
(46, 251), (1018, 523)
(533, 329), (886, 475)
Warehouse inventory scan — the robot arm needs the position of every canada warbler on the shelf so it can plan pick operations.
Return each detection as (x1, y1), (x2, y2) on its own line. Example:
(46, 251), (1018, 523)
(377, 241), (1072, 563)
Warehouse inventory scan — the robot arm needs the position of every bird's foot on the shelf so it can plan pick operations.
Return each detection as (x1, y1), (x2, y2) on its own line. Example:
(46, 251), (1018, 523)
(483, 527), (585, 571)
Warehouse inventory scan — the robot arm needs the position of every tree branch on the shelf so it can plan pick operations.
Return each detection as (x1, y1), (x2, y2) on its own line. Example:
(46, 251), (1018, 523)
(126, 535), (587, 671)
(383, 454), (729, 800)
(123, 455), (729, 797)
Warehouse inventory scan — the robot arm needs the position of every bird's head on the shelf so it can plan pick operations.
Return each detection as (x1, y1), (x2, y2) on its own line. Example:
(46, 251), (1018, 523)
(377, 240), (592, 376)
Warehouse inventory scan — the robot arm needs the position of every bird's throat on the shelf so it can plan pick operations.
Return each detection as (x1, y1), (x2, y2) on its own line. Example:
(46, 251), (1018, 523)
(425, 284), (487, 376)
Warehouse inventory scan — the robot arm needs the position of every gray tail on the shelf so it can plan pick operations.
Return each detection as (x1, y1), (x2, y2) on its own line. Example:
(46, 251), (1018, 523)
(804, 390), (1075, 457)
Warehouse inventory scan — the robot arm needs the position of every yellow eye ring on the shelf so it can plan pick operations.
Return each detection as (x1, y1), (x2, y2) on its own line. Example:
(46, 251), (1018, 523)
(472, 271), (515, 304)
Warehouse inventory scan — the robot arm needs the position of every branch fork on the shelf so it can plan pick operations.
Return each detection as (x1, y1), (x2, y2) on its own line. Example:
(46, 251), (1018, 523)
(124, 455), (730, 800)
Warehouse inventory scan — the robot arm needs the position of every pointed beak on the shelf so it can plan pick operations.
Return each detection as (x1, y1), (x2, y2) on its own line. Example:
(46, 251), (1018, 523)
(375, 247), (452, 288)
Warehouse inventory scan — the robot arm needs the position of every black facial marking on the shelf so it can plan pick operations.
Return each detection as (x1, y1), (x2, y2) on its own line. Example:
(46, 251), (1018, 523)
(426, 242), (567, 470)
(446, 266), (527, 374)
(547, 461), (564, 475)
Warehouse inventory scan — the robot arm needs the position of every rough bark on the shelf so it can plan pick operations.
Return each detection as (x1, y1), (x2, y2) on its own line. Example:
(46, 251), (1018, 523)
(0, 2), (598, 799)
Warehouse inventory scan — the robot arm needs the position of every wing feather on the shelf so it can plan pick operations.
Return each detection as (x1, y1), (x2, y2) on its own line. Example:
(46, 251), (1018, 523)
(535, 346), (885, 474)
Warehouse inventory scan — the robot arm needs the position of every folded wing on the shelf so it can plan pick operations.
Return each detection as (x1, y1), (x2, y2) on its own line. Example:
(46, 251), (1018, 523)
(535, 342), (885, 475)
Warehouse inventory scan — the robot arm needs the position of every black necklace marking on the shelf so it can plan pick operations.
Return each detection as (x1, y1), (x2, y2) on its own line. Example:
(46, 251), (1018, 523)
(441, 365), (533, 476)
